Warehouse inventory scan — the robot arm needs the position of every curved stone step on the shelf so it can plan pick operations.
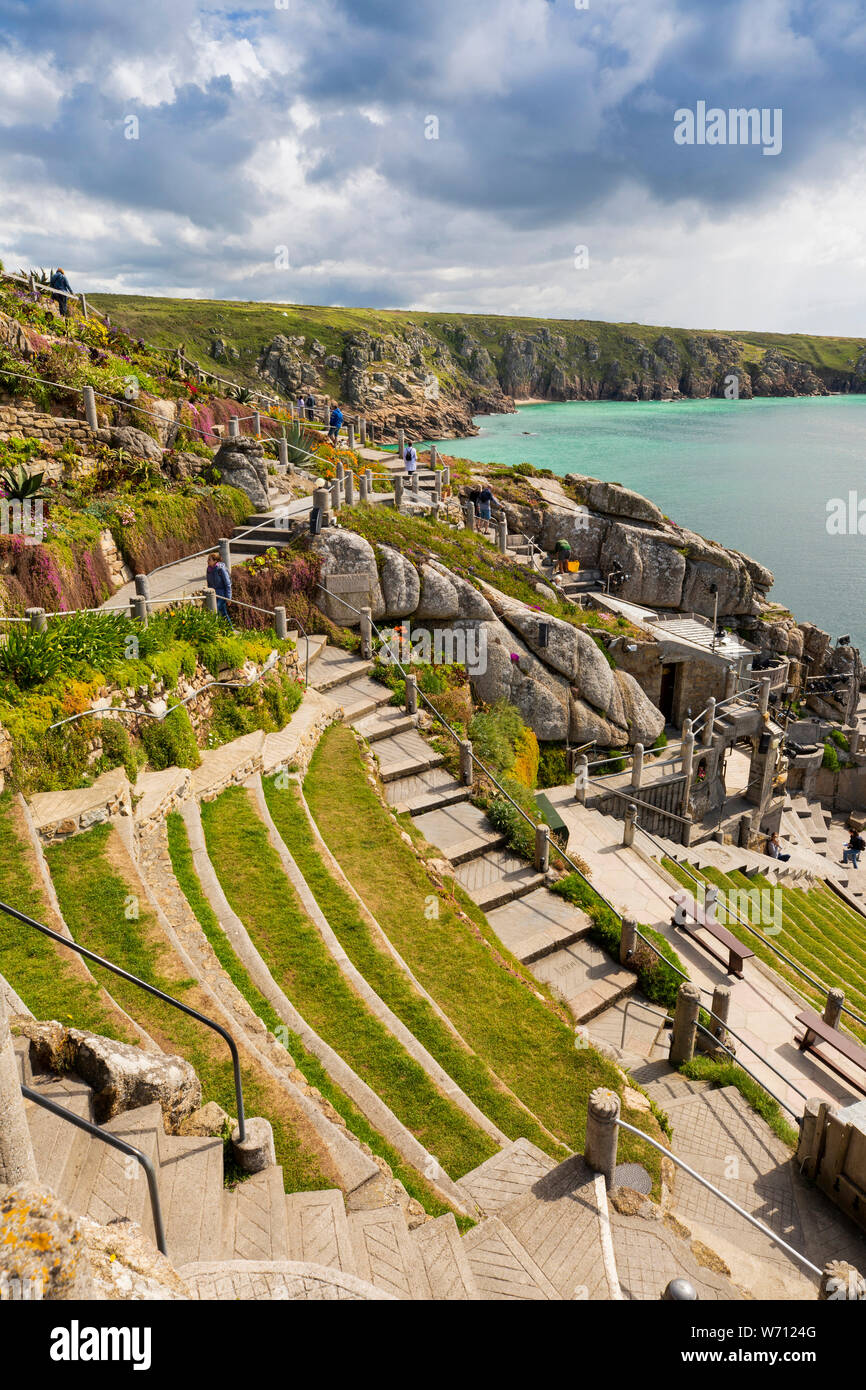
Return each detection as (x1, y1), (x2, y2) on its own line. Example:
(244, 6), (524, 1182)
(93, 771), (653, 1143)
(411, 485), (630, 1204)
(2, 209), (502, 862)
(180, 1259), (395, 1300)
(285, 1189), (357, 1275)
(412, 1213), (480, 1300)
(347, 1207), (431, 1300)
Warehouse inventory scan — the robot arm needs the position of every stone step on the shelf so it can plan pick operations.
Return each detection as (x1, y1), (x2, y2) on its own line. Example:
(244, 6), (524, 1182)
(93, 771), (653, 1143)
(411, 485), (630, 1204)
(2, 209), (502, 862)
(284, 1189), (357, 1275)
(486, 887), (592, 964)
(347, 1207), (431, 1300)
(459, 1137), (557, 1215)
(66, 1103), (164, 1238)
(351, 709), (418, 743)
(413, 801), (506, 864)
(306, 646), (374, 692)
(223, 1166), (290, 1263)
(412, 1213), (481, 1300)
(454, 851), (547, 911)
(530, 939), (636, 1024)
(373, 728), (446, 783)
(24, 1074), (94, 1196)
(229, 536), (296, 555)
(13, 1036), (33, 1084)
(462, 1216), (561, 1300)
(327, 675), (393, 721)
(384, 766), (472, 815)
(499, 1154), (617, 1300)
(157, 1133), (224, 1267)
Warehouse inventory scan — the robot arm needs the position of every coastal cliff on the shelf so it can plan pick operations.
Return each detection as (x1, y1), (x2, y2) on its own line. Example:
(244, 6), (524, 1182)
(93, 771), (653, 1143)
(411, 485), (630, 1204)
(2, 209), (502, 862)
(91, 295), (866, 441)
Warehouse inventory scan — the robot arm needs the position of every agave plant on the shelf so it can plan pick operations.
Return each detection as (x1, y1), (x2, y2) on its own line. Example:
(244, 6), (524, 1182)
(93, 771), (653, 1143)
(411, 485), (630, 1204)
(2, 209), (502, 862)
(0, 463), (50, 503)
(231, 385), (253, 405)
(283, 419), (317, 468)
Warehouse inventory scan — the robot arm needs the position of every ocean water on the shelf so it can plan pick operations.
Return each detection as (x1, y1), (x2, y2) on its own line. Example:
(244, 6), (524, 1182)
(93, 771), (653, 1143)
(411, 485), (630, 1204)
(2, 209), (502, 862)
(434, 396), (866, 649)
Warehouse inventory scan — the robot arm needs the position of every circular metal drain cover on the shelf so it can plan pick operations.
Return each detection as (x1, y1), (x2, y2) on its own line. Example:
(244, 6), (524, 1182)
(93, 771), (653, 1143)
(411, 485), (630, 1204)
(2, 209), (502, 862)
(612, 1162), (652, 1194)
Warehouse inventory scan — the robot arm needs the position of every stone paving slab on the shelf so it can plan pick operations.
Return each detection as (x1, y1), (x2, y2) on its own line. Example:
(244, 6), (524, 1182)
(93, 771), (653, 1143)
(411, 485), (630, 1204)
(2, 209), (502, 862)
(347, 1208), (431, 1300)
(374, 727), (445, 782)
(384, 766), (470, 814)
(454, 851), (546, 910)
(306, 647), (373, 691)
(462, 1216), (561, 1300)
(530, 939), (636, 1023)
(285, 1190), (357, 1275)
(413, 1213), (480, 1300)
(327, 675), (393, 720)
(608, 1206), (741, 1301)
(499, 1155), (616, 1300)
(486, 887), (592, 963)
(181, 1259), (394, 1300)
(459, 1138), (555, 1215)
(413, 801), (503, 861)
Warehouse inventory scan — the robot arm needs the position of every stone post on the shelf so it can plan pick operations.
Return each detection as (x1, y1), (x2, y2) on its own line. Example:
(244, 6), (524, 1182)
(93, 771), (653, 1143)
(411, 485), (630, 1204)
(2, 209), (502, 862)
(430, 444), (438, 469)
(83, 384), (98, 431)
(619, 917), (637, 967)
(133, 595), (148, 627)
(412, 470), (420, 499)
(360, 606), (373, 662)
(631, 742), (644, 789)
(26, 607), (46, 633)
(442, 465), (450, 489)
(669, 980), (701, 1065)
(702, 697), (716, 747)
(681, 814), (693, 848)
(330, 478), (340, 512)
(347, 423), (355, 451)
(575, 754), (588, 804)
(359, 472), (369, 504)
(312, 487), (331, 524)
(359, 418), (367, 445)
(219, 537), (232, 570)
(725, 667), (737, 701)
(823, 988), (845, 1030)
(232, 1116), (276, 1176)
(759, 677), (771, 715)
(274, 605), (288, 642)
(463, 502), (475, 532)
(336, 459), (344, 485)
(680, 732), (695, 817)
(204, 588), (217, 614)
(584, 1088), (620, 1189)
(405, 673), (418, 715)
(710, 982), (732, 1047)
(459, 740), (474, 786)
(79, 293), (89, 320)
(345, 471), (355, 506)
(496, 516), (508, 554)
(0, 990), (38, 1188)
(534, 825), (550, 873)
(253, 411), (261, 437)
(738, 813), (751, 848)
(819, 1261), (866, 1301)
(622, 803), (637, 848)
(228, 416), (239, 439)
(434, 471), (443, 504)
(397, 428), (405, 463)
(278, 436), (289, 472)
(393, 475), (403, 508)
(365, 467), (374, 494)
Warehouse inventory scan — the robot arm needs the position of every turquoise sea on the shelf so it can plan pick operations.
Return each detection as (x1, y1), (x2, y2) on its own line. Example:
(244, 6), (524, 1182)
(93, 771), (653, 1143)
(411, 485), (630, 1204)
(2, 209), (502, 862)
(434, 396), (866, 649)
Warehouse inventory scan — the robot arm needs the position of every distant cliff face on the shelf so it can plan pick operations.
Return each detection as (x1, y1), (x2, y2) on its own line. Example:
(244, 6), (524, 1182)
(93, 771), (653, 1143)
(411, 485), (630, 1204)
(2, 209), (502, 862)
(253, 319), (855, 438)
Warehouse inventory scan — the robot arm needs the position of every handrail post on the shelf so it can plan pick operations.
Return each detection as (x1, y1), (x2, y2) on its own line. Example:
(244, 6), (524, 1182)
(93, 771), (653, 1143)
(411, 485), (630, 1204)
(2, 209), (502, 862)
(702, 696), (716, 747)
(496, 515), (508, 554)
(584, 1087), (620, 1189)
(219, 537), (231, 571)
(204, 588), (218, 614)
(274, 605), (288, 642)
(759, 677), (771, 715)
(0, 992), (38, 1186)
(710, 983), (732, 1049)
(393, 475), (403, 508)
(345, 471), (355, 506)
(83, 384), (98, 431)
(534, 824), (550, 873)
(405, 673), (418, 715)
(823, 988), (845, 1030)
(459, 740), (474, 786)
(228, 416), (239, 439)
(631, 742), (644, 789)
(575, 753), (588, 804)
(670, 980), (701, 1065)
(622, 802), (637, 847)
(26, 607), (46, 633)
(132, 596), (148, 627)
(620, 917), (637, 967)
(360, 606), (373, 661)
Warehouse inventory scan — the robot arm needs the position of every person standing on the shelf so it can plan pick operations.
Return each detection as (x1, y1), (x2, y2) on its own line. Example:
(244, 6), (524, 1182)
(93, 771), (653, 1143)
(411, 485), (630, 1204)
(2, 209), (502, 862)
(842, 829), (865, 869)
(328, 404), (343, 444)
(306, 393), (317, 422)
(297, 394), (306, 419)
(404, 441), (418, 478)
(554, 536), (572, 574)
(206, 551), (233, 624)
(49, 267), (73, 317)
(477, 483), (494, 534)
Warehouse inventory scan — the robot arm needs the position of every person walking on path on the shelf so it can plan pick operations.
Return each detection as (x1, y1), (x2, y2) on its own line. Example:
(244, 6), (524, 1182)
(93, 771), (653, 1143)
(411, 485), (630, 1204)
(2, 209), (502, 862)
(404, 441), (418, 478)
(842, 829), (865, 868)
(477, 483), (494, 534)
(49, 267), (73, 317)
(766, 832), (791, 863)
(297, 395), (306, 419)
(306, 393), (317, 422)
(206, 551), (234, 624)
(328, 404), (343, 444)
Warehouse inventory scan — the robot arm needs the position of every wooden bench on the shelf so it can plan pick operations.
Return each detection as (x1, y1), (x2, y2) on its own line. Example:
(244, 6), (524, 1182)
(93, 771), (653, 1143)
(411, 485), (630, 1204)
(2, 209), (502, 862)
(535, 793), (569, 851)
(669, 890), (756, 979)
(795, 1008), (866, 1092)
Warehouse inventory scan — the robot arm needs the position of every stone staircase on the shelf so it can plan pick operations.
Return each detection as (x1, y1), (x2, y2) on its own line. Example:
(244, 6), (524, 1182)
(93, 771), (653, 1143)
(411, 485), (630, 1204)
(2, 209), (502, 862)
(305, 644), (393, 722)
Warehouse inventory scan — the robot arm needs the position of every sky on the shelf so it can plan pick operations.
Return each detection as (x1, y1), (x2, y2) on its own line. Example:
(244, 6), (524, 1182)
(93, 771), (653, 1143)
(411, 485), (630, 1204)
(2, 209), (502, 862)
(1, 0), (865, 334)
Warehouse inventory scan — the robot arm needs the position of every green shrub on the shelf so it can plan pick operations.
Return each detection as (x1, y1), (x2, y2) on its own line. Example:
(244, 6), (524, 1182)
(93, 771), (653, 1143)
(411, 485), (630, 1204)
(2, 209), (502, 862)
(0, 628), (63, 687)
(140, 707), (200, 770)
(469, 699), (526, 778)
(822, 740), (840, 771)
(485, 774), (542, 860)
(829, 728), (849, 751)
(538, 744), (569, 789)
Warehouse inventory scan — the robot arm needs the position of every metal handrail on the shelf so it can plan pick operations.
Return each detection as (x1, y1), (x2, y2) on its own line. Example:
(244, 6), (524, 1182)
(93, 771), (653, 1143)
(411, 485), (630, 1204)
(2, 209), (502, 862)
(21, 1084), (168, 1254)
(694, 1021), (801, 1121)
(585, 777), (690, 825)
(636, 820), (866, 1036)
(0, 899), (245, 1141)
(620, 996), (670, 1049)
(613, 1115), (822, 1280)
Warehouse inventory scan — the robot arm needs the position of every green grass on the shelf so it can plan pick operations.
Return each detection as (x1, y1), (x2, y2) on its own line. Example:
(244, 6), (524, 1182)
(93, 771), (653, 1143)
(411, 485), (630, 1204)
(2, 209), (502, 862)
(662, 859), (866, 1044)
(262, 778), (563, 1156)
(199, 786), (498, 1182)
(44, 823), (334, 1192)
(165, 812), (467, 1221)
(303, 724), (667, 1184)
(0, 794), (135, 1040)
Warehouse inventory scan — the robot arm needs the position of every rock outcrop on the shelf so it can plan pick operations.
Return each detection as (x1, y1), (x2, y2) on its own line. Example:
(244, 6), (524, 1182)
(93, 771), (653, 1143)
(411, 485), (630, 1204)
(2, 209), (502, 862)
(213, 435), (269, 510)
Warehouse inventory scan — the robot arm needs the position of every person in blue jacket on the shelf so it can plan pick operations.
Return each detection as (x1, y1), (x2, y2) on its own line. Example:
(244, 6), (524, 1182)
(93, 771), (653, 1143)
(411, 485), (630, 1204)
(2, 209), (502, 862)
(49, 267), (73, 317)
(206, 551), (234, 623)
(328, 404), (343, 444)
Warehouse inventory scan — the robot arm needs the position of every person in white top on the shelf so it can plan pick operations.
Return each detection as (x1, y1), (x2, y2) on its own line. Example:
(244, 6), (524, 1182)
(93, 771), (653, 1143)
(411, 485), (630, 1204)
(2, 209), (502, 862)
(404, 443), (418, 476)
